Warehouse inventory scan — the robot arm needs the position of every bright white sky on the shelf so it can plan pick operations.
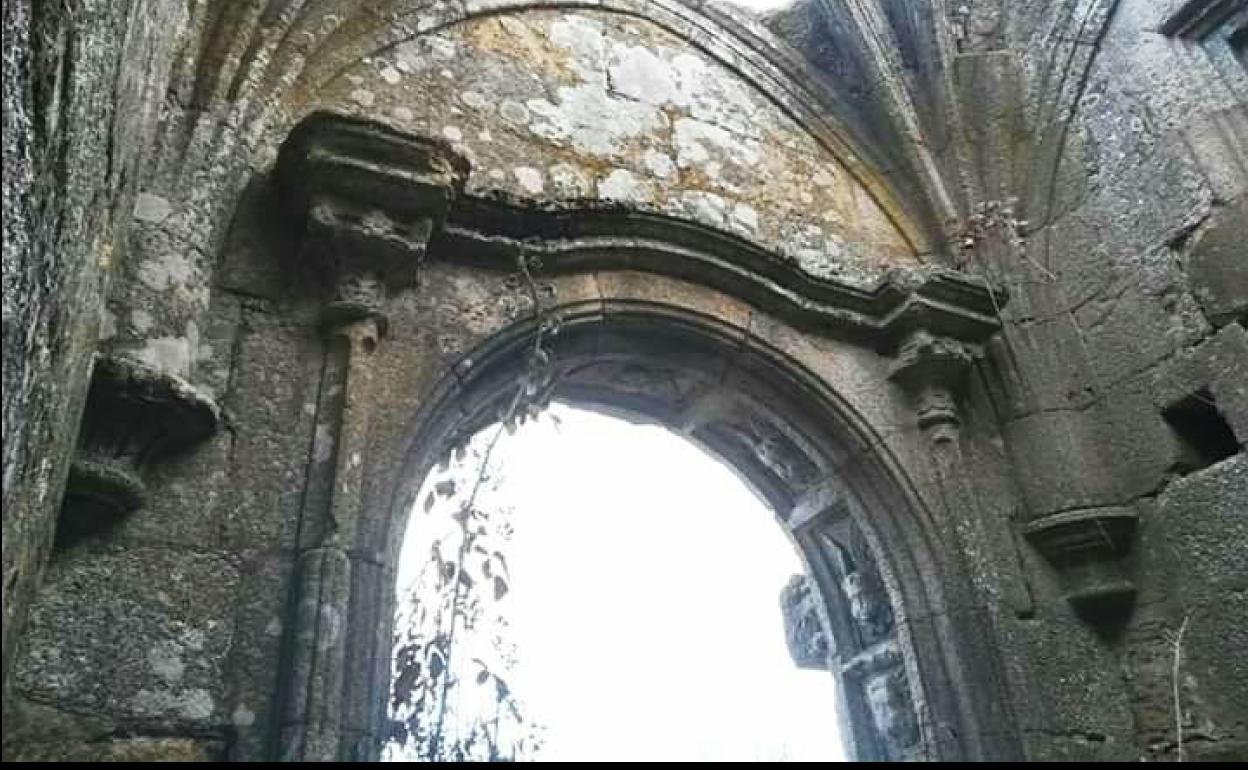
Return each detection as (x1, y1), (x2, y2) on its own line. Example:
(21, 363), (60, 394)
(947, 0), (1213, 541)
(397, 403), (845, 761)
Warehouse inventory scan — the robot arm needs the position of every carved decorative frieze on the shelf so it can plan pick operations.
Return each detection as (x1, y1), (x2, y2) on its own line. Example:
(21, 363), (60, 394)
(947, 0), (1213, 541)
(1023, 505), (1139, 622)
(63, 356), (222, 522)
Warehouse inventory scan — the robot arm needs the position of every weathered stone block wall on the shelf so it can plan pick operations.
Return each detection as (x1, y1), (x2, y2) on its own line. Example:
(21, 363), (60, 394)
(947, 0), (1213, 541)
(2, 0), (188, 689)
(960, 0), (1247, 760)
(767, 0), (1247, 760)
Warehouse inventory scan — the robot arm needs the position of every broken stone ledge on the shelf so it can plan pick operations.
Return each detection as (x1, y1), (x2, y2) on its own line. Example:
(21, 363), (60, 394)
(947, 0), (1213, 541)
(61, 356), (223, 529)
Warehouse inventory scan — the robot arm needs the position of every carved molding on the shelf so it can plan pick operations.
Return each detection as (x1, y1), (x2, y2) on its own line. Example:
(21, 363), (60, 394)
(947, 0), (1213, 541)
(1023, 505), (1139, 622)
(63, 356), (222, 521)
(442, 195), (1003, 343)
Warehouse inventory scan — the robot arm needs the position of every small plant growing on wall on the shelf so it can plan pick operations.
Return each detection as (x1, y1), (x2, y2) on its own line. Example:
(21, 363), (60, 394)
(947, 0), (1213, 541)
(386, 436), (546, 761)
(386, 249), (558, 761)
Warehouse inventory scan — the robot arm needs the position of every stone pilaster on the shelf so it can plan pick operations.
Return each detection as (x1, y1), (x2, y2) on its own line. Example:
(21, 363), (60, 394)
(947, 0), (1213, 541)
(272, 114), (468, 761)
(889, 325), (1034, 620)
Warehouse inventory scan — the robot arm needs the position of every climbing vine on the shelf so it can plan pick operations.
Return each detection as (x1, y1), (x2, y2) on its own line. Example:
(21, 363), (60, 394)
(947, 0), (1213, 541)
(386, 247), (560, 761)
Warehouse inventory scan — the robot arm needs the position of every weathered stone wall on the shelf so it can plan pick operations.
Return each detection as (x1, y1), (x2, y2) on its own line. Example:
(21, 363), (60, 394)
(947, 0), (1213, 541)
(769, 0), (1245, 759)
(310, 10), (918, 283)
(980, 0), (1247, 759)
(2, 0), (1245, 763)
(1, 0), (188, 691)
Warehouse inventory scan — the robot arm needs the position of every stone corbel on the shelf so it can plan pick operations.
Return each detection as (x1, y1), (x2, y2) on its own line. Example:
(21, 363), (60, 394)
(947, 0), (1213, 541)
(1022, 505), (1138, 623)
(276, 111), (470, 337)
(887, 330), (977, 444)
(62, 356), (222, 525)
(880, 269), (1003, 441)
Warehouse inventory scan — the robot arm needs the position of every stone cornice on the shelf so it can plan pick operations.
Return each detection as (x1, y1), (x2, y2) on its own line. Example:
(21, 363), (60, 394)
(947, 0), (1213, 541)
(272, 113), (1002, 349)
(275, 112), (471, 333)
(436, 195), (1004, 350)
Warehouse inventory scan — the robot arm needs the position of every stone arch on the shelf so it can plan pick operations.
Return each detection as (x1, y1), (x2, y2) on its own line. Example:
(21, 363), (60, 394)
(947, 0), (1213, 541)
(361, 305), (962, 761)
(262, 113), (1019, 761)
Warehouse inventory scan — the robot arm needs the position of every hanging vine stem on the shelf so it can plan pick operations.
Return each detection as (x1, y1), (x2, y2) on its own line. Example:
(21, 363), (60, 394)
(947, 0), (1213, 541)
(427, 243), (559, 760)
(1171, 612), (1191, 763)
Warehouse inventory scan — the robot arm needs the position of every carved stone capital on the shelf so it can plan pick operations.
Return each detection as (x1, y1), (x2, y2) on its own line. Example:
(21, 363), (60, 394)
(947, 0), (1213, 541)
(63, 356), (222, 524)
(275, 112), (470, 333)
(888, 330), (976, 441)
(1023, 505), (1138, 623)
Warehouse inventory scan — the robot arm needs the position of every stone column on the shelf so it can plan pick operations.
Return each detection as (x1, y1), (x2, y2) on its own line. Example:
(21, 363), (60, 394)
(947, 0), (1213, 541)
(272, 114), (467, 761)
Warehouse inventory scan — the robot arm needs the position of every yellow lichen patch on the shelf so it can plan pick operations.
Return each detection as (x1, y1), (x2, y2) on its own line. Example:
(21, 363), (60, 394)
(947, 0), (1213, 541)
(461, 16), (585, 87)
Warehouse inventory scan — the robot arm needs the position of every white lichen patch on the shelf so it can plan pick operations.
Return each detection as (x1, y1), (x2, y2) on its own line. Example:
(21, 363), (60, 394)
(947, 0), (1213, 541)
(598, 168), (652, 203)
(642, 149), (675, 179)
(549, 163), (592, 197)
(608, 44), (679, 106)
(673, 118), (760, 179)
(731, 202), (759, 234)
(460, 90), (489, 111)
(379, 65), (402, 85)
(133, 687), (216, 721)
(526, 84), (666, 156)
(676, 191), (730, 228)
(148, 640), (187, 684)
(232, 704), (257, 728)
(137, 252), (196, 295)
(498, 100), (530, 125)
(512, 166), (545, 195)
(547, 15), (607, 83)
(131, 336), (193, 377)
(133, 193), (173, 224)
